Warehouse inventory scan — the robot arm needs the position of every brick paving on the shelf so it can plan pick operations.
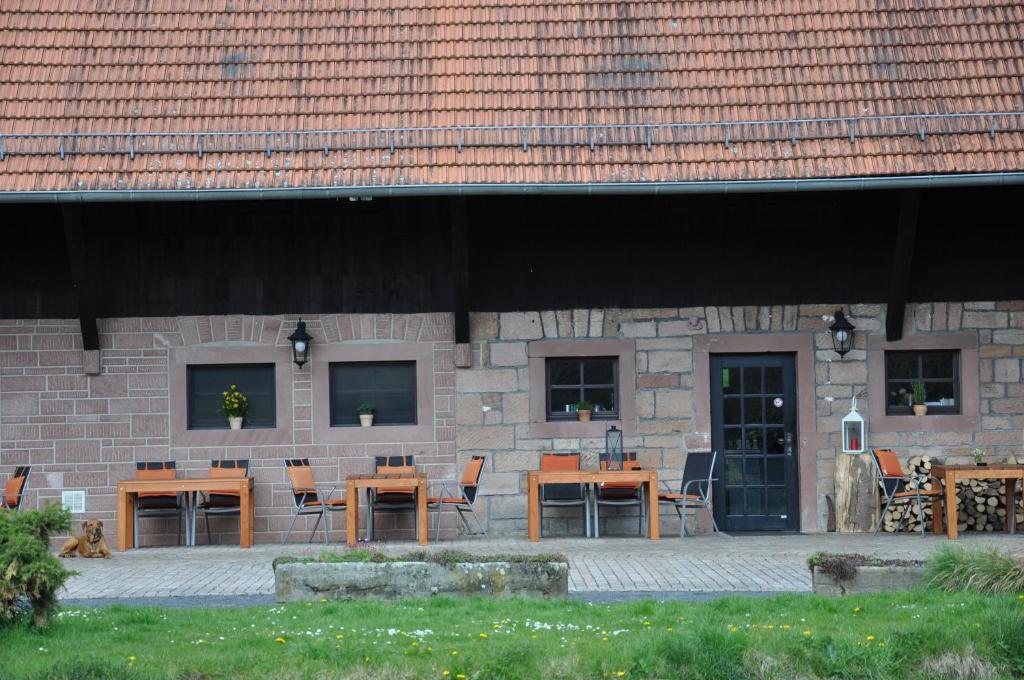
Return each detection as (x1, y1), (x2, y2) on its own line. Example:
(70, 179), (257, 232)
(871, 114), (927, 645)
(58, 533), (1024, 601)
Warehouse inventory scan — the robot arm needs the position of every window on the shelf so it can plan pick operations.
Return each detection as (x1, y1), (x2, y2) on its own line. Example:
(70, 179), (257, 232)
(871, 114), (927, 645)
(546, 357), (618, 420)
(884, 350), (960, 415)
(186, 364), (276, 429)
(330, 361), (417, 426)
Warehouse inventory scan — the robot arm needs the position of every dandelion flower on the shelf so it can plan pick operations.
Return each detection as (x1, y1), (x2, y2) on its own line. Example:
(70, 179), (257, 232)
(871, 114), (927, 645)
(602, 636), (609, 641)
(866, 635), (875, 641)
(616, 672), (626, 677)
(442, 673), (450, 678)
(853, 607), (861, 613)
(803, 630), (812, 637)
(451, 650), (459, 656)
(479, 632), (488, 638)
(728, 626), (738, 633)
(275, 637), (286, 644)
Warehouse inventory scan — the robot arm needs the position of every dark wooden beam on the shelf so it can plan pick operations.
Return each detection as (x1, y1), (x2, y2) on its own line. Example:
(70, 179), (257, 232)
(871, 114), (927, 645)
(62, 205), (100, 351)
(885, 190), (921, 341)
(450, 197), (470, 344)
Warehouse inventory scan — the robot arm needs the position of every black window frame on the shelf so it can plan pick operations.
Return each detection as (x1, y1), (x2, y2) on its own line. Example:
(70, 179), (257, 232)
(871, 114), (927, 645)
(545, 356), (619, 421)
(329, 360), (418, 427)
(884, 349), (961, 416)
(186, 363), (277, 430)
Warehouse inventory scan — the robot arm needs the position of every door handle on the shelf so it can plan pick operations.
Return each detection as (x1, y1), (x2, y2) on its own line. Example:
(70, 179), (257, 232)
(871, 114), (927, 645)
(784, 432), (794, 457)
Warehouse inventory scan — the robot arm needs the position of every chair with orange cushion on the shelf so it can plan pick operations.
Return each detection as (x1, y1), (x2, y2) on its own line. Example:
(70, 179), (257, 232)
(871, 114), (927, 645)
(428, 455), (487, 541)
(658, 451), (719, 537)
(593, 452), (645, 537)
(871, 449), (944, 535)
(133, 461), (185, 547)
(283, 458), (346, 544)
(539, 453), (590, 537)
(194, 459), (249, 545)
(1, 466), (31, 511)
(367, 455), (417, 541)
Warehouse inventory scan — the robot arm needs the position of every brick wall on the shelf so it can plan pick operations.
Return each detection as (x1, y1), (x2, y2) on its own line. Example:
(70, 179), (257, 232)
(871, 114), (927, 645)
(0, 314), (455, 544)
(3, 302), (1022, 542)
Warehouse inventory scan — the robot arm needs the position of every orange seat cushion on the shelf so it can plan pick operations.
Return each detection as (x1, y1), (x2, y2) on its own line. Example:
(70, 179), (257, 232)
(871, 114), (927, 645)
(377, 465), (417, 495)
(208, 465), (246, 496)
(540, 454), (580, 472)
(4, 477), (25, 507)
(135, 467), (177, 499)
(304, 498), (347, 507)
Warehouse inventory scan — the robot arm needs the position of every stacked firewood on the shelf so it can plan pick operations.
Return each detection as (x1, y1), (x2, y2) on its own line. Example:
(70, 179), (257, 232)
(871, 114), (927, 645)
(879, 455), (1024, 533)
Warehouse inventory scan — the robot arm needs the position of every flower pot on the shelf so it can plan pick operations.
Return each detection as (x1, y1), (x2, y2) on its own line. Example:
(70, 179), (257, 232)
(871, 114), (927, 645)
(228, 416), (243, 430)
(577, 409), (592, 422)
(912, 405), (928, 416)
(359, 414), (374, 427)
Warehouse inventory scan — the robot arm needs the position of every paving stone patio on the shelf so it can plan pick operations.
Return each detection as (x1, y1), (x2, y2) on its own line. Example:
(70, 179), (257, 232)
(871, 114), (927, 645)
(58, 533), (1024, 601)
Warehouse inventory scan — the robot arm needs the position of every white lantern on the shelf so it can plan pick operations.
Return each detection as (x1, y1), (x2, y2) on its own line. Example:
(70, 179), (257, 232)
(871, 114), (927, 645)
(841, 396), (866, 454)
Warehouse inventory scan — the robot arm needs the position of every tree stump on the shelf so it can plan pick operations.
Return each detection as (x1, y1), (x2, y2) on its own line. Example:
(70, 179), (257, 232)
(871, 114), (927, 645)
(834, 453), (879, 532)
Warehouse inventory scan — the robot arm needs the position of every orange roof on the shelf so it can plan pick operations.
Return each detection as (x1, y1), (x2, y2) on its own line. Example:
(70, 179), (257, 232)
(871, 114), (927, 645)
(1, 0), (1023, 192)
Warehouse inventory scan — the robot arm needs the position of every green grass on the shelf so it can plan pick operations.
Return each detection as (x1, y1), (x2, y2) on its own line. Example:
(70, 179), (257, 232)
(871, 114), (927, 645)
(1, 591), (1023, 679)
(926, 545), (1024, 595)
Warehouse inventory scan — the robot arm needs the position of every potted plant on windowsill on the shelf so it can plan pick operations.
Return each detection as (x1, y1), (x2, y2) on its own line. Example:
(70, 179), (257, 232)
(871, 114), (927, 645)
(973, 447), (988, 467)
(358, 403), (376, 427)
(575, 400), (593, 423)
(221, 384), (250, 430)
(910, 381), (928, 416)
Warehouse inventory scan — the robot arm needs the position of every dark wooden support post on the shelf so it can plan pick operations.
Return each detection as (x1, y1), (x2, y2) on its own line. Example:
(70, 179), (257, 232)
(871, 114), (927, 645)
(885, 190), (921, 341)
(450, 198), (472, 367)
(62, 205), (100, 360)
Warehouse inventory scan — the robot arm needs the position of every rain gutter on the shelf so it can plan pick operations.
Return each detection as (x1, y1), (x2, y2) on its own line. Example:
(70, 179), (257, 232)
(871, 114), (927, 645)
(1, 172), (1024, 203)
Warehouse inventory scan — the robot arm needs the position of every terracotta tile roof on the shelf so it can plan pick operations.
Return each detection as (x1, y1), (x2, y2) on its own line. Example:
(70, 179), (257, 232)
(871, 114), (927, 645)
(1, 0), (1023, 192)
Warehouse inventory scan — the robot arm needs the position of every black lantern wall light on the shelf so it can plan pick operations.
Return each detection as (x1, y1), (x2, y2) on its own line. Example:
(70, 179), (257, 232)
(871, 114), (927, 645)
(828, 309), (856, 358)
(288, 319), (313, 368)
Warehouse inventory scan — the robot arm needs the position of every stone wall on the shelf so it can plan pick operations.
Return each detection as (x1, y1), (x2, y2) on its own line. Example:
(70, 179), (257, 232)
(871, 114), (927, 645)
(2, 301), (1022, 542)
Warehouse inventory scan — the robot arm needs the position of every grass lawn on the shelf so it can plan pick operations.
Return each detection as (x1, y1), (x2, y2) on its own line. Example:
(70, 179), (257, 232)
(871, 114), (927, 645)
(1, 591), (1023, 679)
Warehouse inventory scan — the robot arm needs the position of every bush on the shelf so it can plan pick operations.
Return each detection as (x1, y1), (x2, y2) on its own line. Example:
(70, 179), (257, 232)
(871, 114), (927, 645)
(925, 544), (1024, 595)
(0, 503), (74, 627)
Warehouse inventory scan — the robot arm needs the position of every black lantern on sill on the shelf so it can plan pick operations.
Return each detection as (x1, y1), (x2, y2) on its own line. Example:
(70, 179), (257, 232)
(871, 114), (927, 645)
(605, 425), (624, 471)
(287, 319), (312, 369)
(829, 309), (856, 358)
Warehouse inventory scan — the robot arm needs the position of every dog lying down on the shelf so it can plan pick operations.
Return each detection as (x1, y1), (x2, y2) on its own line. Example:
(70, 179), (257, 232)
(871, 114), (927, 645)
(59, 519), (111, 558)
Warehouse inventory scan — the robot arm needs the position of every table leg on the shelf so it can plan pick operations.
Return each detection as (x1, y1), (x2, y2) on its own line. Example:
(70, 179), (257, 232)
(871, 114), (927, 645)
(944, 471), (958, 540)
(647, 474), (660, 540)
(346, 480), (358, 547)
(528, 473), (540, 542)
(932, 498), (944, 534)
(1006, 477), (1017, 534)
(240, 484), (253, 548)
(417, 478), (428, 545)
(116, 487), (130, 551)
(186, 492), (195, 547)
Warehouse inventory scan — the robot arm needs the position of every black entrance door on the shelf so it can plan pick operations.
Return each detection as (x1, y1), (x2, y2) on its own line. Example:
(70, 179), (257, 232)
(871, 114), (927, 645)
(710, 354), (799, 531)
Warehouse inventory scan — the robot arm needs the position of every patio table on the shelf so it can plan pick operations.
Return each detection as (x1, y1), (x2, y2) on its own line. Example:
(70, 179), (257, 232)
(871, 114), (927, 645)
(527, 469), (660, 542)
(930, 463), (1024, 539)
(115, 477), (254, 551)
(345, 473), (429, 547)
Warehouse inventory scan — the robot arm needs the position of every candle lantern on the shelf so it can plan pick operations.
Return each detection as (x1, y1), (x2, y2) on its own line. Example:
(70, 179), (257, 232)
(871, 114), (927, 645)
(841, 396), (866, 454)
(605, 425), (624, 470)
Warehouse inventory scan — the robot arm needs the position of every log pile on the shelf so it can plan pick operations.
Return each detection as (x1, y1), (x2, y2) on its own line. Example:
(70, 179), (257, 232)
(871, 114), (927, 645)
(879, 455), (1024, 534)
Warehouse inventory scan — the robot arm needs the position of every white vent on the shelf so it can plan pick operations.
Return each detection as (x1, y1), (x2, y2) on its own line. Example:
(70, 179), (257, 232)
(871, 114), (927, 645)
(62, 490), (86, 514)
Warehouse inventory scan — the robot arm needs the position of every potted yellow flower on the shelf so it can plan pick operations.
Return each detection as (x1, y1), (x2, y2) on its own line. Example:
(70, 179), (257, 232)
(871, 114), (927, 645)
(221, 384), (250, 430)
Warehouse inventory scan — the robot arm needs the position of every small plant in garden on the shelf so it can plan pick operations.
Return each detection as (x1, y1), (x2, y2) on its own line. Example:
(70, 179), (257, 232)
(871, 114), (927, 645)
(910, 381), (928, 405)
(0, 503), (75, 627)
(357, 403), (376, 415)
(220, 384), (250, 418)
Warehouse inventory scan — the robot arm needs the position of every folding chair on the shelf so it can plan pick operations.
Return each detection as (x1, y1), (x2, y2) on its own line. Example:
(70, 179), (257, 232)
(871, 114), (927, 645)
(1, 466), (31, 511)
(283, 458), (346, 544)
(658, 450), (719, 537)
(593, 452), (645, 537)
(428, 455), (487, 541)
(367, 455), (417, 541)
(871, 449), (944, 535)
(133, 462), (185, 547)
(539, 453), (590, 537)
(194, 459), (249, 545)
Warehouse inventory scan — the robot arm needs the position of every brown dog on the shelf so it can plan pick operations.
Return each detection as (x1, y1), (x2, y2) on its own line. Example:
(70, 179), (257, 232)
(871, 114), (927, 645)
(59, 519), (111, 558)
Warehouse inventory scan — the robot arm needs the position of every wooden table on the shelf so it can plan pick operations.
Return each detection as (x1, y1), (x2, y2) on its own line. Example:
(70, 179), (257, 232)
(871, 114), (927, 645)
(116, 477), (254, 551)
(345, 474), (428, 547)
(527, 470), (660, 542)
(931, 463), (1024, 539)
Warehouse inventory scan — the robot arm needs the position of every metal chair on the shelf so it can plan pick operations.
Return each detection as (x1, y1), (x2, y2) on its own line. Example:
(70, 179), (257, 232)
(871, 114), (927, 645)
(194, 459), (249, 544)
(133, 462), (185, 547)
(539, 453), (590, 537)
(367, 455), (417, 541)
(593, 452), (645, 537)
(283, 458), (346, 544)
(428, 455), (487, 541)
(871, 449), (944, 535)
(1, 466), (31, 511)
(658, 450), (719, 537)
